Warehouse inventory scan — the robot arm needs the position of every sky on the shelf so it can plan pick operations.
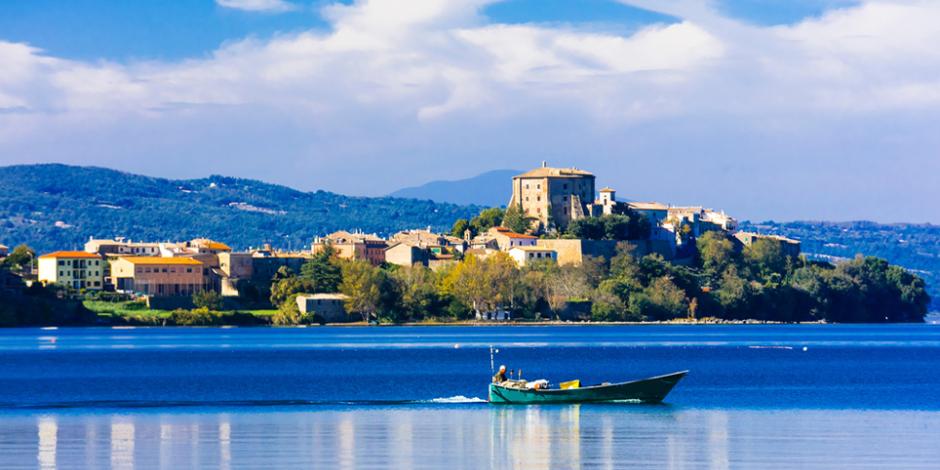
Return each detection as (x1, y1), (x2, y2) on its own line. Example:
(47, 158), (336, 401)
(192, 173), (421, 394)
(0, 0), (937, 223)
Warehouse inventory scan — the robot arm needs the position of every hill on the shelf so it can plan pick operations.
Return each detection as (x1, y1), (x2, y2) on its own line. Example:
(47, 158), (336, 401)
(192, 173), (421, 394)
(739, 220), (940, 311)
(388, 169), (519, 207)
(0, 164), (481, 253)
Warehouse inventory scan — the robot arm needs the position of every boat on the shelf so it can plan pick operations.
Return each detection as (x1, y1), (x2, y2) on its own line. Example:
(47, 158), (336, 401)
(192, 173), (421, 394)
(488, 370), (688, 405)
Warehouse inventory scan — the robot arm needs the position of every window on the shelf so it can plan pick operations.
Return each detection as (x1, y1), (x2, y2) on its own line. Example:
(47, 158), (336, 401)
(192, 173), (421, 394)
(563, 183), (568, 190)
(525, 184), (529, 189)
(186, 268), (193, 273)
(58, 260), (64, 266)
(162, 268), (168, 273)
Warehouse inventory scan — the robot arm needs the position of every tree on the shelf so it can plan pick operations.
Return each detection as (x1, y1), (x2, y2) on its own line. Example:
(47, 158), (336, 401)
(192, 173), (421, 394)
(566, 217), (605, 240)
(192, 290), (223, 310)
(340, 260), (386, 323)
(451, 219), (471, 239)
(443, 253), (520, 318)
(629, 276), (689, 321)
(300, 246), (342, 293)
(697, 231), (736, 275)
(715, 266), (757, 319)
(745, 239), (787, 279)
(470, 208), (506, 235)
(502, 204), (529, 234)
(270, 276), (314, 307)
(272, 294), (304, 325)
(601, 214), (631, 240)
(391, 265), (442, 320)
(2, 244), (35, 272)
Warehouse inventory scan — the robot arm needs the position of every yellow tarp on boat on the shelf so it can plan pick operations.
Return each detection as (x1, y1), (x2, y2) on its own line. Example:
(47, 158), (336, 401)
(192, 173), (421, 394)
(560, 380), (580, 389)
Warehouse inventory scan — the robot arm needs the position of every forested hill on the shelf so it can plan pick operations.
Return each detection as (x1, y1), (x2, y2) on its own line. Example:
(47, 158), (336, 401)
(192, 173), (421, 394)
(0, 164), (480, 253)
(740, 220), (940, 311)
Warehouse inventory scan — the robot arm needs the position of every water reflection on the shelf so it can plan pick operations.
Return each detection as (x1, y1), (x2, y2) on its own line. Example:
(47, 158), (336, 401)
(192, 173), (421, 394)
(3, 407), (939, 469)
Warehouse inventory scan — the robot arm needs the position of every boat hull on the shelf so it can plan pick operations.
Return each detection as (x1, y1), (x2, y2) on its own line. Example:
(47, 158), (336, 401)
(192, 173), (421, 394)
(488, 371), (688, 405)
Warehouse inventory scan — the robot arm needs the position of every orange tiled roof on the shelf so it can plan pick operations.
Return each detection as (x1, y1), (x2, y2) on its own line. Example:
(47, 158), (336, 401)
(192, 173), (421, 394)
(39, 251), (101, 259)
(492, 227), (537, 239)
(117, 257), (203, 265)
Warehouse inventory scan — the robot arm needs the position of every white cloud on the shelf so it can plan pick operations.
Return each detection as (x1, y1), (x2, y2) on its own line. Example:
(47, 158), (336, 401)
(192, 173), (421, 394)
(216, 0), (297, 13)
(1, 0), (939, 221)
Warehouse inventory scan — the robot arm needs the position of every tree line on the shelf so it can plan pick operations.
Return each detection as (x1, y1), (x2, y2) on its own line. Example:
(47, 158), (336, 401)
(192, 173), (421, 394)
(265, 231), (930, 324)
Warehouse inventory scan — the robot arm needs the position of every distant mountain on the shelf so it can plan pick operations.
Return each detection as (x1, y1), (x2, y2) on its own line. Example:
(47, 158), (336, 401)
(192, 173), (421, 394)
(388, 169), (519, 207)
(0, 164), (481, 253)
(739, 220), (940, 311)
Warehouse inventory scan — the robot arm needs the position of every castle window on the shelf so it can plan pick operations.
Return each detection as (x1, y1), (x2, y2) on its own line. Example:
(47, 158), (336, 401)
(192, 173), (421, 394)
(564, 184), (568, 190)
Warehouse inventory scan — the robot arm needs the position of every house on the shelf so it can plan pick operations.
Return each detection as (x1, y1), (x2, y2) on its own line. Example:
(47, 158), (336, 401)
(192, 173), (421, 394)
(312, 231), (387, 266)
(37, 251), (106, 290)
(508, 246), (557, 267)
(84, 237), (162, 256)
(508, 162), (596, 230)
(296, 293), (352, 322)
(385, 242), (430, 267)
(110, 257), (206, 296)
(0, 244), (8, 258)
(250, 251), (313, 282)
(484, 226), (538, 251)
(733, 232), (802, 259)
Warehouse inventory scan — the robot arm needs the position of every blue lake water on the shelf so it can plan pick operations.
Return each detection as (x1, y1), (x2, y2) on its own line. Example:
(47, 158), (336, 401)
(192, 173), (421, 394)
(1, 324), (939, 468)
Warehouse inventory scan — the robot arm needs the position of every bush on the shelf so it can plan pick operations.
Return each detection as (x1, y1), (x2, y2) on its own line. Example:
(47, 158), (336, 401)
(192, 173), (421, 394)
(170, 307), (220, 326)
(193, 290), (224, 310)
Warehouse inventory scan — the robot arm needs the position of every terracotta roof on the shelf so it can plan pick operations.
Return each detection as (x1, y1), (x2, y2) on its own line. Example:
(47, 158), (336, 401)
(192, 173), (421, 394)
(192, 239), (232, 251)
(514, 167), (594, 179)
(39, 251), (101, 259)
(492, 227), (538, 239)
(117, 257), (203, 265)
(599, 187), (616, 192)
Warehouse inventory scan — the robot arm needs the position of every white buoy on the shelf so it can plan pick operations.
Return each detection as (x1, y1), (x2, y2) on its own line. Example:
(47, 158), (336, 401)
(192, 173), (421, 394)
(802, 346), (809, 352)
(454, 344), (460, 349)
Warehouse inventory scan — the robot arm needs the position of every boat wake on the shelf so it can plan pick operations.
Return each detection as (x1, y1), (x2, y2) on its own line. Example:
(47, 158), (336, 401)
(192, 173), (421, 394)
(424, 396), (487, 404)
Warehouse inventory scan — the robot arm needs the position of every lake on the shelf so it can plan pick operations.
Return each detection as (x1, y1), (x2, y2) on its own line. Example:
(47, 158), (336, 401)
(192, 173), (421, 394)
(1, 325), (939, 468)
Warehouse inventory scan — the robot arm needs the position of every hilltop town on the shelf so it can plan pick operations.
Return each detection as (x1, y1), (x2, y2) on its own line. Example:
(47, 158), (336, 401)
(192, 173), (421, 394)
(0, 164), (929, 326)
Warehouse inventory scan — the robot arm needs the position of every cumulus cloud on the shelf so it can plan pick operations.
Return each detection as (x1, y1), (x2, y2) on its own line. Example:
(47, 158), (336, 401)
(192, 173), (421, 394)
(216, 0), (297, 13)
(0, 0), (939, 221)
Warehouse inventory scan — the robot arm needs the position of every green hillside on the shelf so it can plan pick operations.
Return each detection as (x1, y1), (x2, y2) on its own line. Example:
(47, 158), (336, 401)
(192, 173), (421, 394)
(0, 164), (480, 253)
(740, 220), (940, 311)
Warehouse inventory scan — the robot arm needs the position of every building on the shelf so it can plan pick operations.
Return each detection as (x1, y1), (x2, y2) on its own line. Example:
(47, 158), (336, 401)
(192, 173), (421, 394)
(733, 232), (802, 259)
(37, 251), (106, 290)
(312, 231), (388, 266)
(110, 257), (206, 296)
(0, 244), (8, 258)
(84, 237), (163, 256)
(508, 246), (557, 267)
(508, 163), (596, 230)
(296, 293), (351, 323)
(250, 252), (313, 282)
(385, 243), (430, 267)
(481, 226), (538, 252)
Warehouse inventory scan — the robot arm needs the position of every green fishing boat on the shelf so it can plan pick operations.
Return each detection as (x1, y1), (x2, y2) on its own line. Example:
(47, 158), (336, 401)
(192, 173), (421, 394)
(488, 371), (688, 405)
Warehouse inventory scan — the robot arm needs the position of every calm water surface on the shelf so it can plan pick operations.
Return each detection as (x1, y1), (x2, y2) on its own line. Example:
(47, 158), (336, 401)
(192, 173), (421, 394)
(1, 325), (938, 468)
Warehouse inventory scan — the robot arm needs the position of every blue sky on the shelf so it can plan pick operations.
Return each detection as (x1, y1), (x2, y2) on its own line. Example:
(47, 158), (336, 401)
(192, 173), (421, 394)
(0, 0), (937, 222)
(0, 0), (852, 61)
